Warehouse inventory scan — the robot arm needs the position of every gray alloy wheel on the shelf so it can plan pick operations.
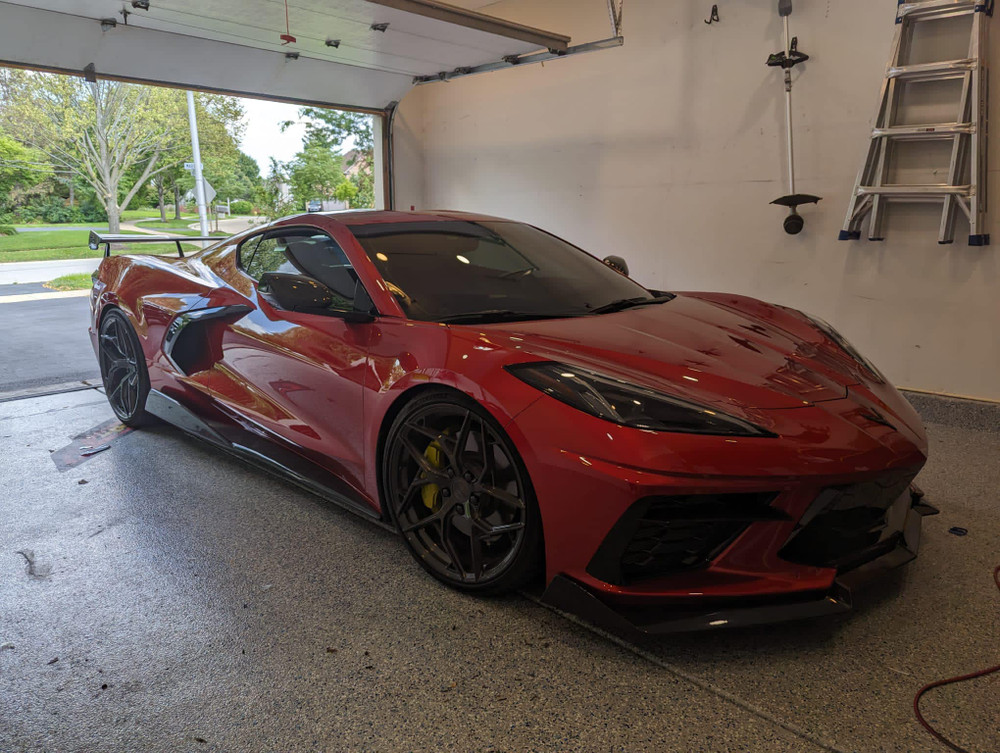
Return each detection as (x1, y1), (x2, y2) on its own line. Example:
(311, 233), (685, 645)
(98, 309), (152, 428)
(383, 390), (542, 594)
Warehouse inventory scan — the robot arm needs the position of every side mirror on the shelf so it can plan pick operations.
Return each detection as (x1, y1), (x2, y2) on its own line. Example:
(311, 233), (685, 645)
(259, 272), (376, 323)
(603, 255), (629, 276)
(259, 272), (333, 311)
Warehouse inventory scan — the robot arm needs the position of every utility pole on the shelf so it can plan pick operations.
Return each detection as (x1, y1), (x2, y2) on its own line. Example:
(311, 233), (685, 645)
(186, 91), (210, 240)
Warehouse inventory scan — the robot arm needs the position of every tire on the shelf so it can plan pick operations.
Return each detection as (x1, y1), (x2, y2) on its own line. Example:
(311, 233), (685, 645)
(382, 390), (542, 594)
(98, 308), (153, 428)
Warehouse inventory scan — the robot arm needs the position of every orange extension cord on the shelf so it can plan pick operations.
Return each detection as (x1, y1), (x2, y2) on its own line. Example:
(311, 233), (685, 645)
(913, 565), (1000, 752)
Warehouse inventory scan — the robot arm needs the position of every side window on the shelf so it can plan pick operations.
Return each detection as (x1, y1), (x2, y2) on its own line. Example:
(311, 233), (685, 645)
(239, 228), (367, 313)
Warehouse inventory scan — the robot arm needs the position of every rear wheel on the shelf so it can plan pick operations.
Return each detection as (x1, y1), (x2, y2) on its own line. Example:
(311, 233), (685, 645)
(98, 309), (152, 427)
(383, 391), (541, 594)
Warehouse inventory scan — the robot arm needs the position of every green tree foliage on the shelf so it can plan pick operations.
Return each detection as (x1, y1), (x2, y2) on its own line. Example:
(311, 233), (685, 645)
(283, 146), (344, 208)
(0, 70), (249, 230)
(284, 109), (376, 209)
(350, 168), (375, 210)
(0, 70), (188, 232)
(254, 158), (299, 220)
(333, 180), (358, 207)
(0, 135), (48, 195)
(285, 109), (373, 152)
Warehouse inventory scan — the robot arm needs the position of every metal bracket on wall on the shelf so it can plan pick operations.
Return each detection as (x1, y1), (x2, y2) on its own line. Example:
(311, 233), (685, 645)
(413, 36), (624, 85)
(413, 1), (625, 85)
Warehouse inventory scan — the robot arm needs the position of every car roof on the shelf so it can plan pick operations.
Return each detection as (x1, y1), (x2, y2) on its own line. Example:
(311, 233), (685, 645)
(307, 209), (510, 226)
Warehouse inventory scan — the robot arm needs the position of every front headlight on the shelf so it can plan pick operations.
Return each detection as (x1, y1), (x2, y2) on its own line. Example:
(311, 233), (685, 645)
(803, 313), (886, 383)
(506, 362), (774, 437)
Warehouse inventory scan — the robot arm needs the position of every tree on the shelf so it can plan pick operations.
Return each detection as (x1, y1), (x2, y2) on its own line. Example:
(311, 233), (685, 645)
(334, 180), (358, 207)
(283, 146), (343, 208)
(254, 158), (298, 220)
(284, 109), (373, 152)
(0, 71), (188, 232)
(283, 109), (376, 208)
(0, 135), (48, 196)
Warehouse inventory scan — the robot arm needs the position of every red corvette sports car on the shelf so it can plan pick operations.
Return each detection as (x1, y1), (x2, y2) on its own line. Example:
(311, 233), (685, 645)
(89, 211), (934, 636)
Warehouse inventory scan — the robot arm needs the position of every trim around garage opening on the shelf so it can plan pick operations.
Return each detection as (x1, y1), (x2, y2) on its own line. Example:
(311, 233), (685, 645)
(0, 58), (385, 116)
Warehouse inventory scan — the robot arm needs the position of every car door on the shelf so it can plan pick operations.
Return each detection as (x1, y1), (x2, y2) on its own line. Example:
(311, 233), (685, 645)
(210, 227), (375, 497)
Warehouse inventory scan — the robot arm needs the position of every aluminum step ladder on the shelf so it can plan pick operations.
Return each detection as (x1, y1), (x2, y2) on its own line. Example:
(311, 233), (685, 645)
(841, 0), (993, 246)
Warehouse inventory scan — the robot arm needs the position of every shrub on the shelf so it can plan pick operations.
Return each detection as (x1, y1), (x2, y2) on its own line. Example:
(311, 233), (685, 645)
(14, 197), (85, 224)
(0, 225), (16, 236)
(230, 199), (253, 215)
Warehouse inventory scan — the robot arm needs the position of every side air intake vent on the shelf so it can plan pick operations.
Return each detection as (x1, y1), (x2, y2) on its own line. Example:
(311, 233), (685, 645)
(587, 493), (787, 586)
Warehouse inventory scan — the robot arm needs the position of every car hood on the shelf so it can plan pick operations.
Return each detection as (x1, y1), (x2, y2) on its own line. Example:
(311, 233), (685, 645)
(480, 293), (869, 413)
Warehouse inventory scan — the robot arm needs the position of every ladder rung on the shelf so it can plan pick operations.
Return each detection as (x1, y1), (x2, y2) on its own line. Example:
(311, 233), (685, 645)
(873, 123), (975, 138)
(897, 0), (981, 20)
(858, 185), (972, 197)
(888, 59), (978, 80)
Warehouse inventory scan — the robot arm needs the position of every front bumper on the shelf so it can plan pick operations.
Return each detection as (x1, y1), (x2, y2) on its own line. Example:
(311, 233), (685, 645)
(540, 493), (937, 637)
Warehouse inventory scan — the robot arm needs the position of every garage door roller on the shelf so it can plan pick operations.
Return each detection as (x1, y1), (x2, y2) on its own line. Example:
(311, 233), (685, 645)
(768, 0), (821, 235)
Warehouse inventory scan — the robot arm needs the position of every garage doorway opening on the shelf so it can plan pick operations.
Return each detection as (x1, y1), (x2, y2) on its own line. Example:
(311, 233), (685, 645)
(0, 66), (382, 400)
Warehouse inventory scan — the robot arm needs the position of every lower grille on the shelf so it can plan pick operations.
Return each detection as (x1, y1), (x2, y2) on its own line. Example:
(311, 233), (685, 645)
(779, 469), (919, 571)
(587, 493), (786, 586)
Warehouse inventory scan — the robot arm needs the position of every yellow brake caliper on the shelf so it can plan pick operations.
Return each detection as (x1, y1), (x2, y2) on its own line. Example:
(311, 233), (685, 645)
(421, 439), (446, 511)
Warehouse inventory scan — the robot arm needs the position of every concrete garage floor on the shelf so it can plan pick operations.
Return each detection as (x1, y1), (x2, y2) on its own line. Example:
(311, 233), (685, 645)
(1, 390), (997, 753)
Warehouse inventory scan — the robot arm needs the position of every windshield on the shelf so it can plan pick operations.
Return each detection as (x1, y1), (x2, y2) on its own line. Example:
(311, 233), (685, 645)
(349, 220), (655, 322)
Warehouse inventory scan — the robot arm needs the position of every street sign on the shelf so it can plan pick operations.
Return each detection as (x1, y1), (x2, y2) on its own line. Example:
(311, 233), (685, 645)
(184, 162), (195, 171)
(204, 179), (216, 204)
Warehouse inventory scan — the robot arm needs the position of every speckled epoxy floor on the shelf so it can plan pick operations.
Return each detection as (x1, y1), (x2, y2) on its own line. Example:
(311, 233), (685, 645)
(1, 390), (997, 753)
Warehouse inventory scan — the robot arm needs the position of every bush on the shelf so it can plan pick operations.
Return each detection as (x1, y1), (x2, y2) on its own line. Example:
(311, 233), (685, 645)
(14, 196), (85, 224)
(230, 199), (253, 215)
(0, 225), (16, 236)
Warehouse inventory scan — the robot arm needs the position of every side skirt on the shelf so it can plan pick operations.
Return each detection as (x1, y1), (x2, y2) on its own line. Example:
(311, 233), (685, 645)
(145, 389), (394, 532)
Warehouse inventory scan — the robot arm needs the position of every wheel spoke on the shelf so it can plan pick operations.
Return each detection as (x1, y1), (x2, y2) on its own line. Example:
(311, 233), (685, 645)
(396, 475), (437, 518)
(473, 519), (525, 538)
(439, 518), (468, 580)
(453, 410), (474, 469)
(400, 436), (449, 480)
(107, 376), (126, 408)
(479, 484), (525, 511)
(468, 528), (483, 579)
(477, 422), (494, 482)
(400, 508), (445, 535)
(100, 333), (128, 360)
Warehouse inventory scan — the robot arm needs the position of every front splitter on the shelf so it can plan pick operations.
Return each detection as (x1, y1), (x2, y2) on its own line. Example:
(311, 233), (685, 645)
(539, 500), (935, 638)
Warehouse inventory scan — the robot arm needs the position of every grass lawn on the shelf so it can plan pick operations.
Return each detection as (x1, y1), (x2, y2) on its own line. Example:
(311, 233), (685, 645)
(122, 209), (199, 222)
(0, 228), (204, 263)
(44, 273), (93, 291)
(0, 230), (90, 252)
(13, 210), (198, 228)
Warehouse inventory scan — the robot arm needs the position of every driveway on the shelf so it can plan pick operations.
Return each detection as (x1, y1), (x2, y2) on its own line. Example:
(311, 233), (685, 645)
(0, 286), (98, 397)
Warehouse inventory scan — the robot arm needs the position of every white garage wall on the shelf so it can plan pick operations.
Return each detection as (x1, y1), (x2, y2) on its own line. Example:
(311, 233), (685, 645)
(393, 0), (1000, 402)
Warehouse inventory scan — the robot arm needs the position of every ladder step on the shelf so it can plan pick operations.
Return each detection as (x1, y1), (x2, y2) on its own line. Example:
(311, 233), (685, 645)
(873, 123), (975, 138)
(857, 185), (972, 197)
(888, 59), (978, 80)
(897, 0), (981, 21)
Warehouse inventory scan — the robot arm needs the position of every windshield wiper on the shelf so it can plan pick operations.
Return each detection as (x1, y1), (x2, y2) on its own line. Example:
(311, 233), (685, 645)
(588, 295), (675, 316)
(438, 310), (569, 325)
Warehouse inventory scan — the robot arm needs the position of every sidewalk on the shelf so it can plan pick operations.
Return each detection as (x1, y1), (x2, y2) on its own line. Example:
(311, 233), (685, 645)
(0, 258), (102, 285)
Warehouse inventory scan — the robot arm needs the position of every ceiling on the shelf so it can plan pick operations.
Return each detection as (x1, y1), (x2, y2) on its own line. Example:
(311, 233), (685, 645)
(0, 0), (572, 109)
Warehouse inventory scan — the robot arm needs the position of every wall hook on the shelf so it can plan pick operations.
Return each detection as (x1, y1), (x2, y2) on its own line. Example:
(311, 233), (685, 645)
(705, 4), (720, 24)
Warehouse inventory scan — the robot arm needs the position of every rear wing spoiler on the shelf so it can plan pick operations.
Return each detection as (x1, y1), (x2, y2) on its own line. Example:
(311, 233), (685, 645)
(89, 231), (219, 258)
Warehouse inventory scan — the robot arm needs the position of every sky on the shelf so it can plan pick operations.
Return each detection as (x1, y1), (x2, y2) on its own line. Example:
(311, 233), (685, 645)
(238, 98), (308, 177)
(237, 97), (359, 178)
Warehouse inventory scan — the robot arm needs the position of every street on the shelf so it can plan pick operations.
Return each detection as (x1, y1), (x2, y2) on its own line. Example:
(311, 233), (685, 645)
(0, 284), (98, 395)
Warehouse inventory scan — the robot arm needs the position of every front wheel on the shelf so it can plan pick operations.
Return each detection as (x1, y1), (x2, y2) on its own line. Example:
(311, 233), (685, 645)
(382, 391), (542, 594)
(98, 309), (152, 427)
